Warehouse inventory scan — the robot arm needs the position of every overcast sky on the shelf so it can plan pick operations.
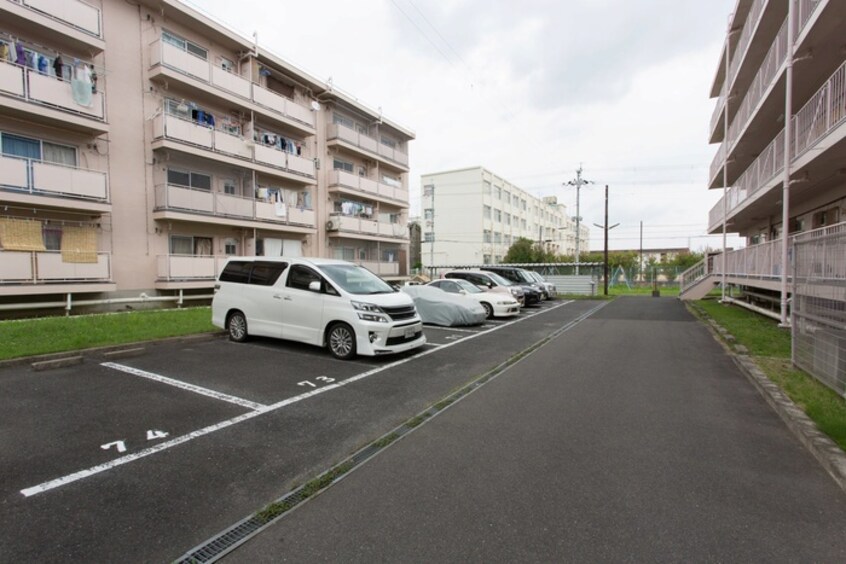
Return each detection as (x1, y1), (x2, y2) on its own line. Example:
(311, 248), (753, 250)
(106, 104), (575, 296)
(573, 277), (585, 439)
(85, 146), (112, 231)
(190, 0), (743, 253)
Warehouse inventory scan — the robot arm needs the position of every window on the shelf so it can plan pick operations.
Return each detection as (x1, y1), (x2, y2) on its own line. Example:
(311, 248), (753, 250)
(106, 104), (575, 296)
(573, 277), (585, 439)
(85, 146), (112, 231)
(504, 235), (511, 246)
(223, 179), (237, 195)
(224, 238), (238, 255)
(505, 213), (511, 226)
(162, 30), (207, 60)
(494, 232), (501, 244)
(424, 209), (434, 220)
(381, 174), (401, 187)
(380, 136), (397, 149)
(1, 133), (77, 166)
(495, 255), (502, 263)
(483, 254), (492, 265)
(167, 169), (211, 190)
(504, 191), (510, 205)
(287, 265), (322, 291)
(170, 235), (212, 255)
(495, 186), (502, 200)
(424, 232), (434, 243)
(483, 181), (492, 195)
(333, 159), (354, 173)
(483, 205), (491, 219)
(483, 230), (492, 244)
(43, 227), (62, 251)
(494, 209), (502, 223)
(333, 113), (355, 129)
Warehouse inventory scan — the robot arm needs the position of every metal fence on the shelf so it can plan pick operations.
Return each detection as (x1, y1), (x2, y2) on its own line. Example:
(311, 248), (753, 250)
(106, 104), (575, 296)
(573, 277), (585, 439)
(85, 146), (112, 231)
(792, 223), (846, 395)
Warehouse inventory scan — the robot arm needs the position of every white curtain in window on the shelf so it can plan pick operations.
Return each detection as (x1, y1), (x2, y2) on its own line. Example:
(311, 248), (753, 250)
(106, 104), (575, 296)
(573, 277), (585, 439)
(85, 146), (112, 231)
(43, 143), (77, 166)
(264, 238), (283, 256)
(282, 239), (302, 257)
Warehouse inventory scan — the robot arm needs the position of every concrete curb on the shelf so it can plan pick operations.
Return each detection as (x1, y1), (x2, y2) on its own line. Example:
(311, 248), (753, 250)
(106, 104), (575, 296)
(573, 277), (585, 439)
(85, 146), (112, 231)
(687, 302), (846, 494)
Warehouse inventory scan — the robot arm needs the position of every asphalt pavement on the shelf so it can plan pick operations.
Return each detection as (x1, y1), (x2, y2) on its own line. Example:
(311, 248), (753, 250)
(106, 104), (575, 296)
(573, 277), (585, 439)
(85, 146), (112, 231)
(231, 297), (846, 562)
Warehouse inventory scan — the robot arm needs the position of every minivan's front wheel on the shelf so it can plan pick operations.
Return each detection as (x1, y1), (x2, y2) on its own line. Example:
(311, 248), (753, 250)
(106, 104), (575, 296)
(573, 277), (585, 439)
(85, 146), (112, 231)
(327, 322), (356, 360)
(227, 311), (248, 342)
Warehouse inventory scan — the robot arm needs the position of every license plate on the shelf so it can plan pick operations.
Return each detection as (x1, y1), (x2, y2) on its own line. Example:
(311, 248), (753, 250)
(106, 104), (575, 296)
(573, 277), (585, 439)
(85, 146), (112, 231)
(404, 327), (417, 339)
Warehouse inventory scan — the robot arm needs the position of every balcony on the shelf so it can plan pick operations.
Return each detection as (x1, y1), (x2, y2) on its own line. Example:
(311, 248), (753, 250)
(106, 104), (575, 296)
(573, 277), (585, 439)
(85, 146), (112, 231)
(154, 183), (316, 229)
(359, 260), (400, 277)
(0, 249), (112, 288)
(327, 213), (408, 241)
(156, 254), (227, 283)
(710, 59), (846, 232)
(326, 123), (409, 170)
(0, 154), (109, 209)
(152, 113), (315, 181)
(727, 0), (767, 90)
(328, 170), (410, 207)
(149, 39), (315, 135)
(0, 60), (107, 133)
(2, 0), (103, 51)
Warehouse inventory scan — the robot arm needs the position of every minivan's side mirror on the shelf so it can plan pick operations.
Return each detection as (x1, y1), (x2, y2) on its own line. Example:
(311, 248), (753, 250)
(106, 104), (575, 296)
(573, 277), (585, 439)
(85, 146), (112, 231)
(308, 280), (321, 292)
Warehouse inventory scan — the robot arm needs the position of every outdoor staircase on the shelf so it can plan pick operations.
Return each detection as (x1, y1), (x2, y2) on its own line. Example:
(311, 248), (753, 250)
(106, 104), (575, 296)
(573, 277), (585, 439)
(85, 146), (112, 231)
(678, 257), (719, 300)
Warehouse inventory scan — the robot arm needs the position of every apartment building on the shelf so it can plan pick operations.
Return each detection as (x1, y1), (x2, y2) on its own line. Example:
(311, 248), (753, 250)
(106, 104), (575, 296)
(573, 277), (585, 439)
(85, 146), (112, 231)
(419, 167), (586, 267)
(681, 0), (846, 306)
(0, 0), (413, 312)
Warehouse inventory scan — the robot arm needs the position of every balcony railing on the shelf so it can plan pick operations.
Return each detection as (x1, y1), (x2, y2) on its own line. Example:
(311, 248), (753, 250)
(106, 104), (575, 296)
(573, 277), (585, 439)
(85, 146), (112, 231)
(154, 183), (316, 228)
(329, 213), (408, 239)
(359, 260), (400, 277)
(8, 0), (102, 39)
(153, 113), (315, 179)
(710, 59), (846, 230)
(326, 123), (409, 168)
(0, 250), (111, 283)
(150, 39), (315, 130)
(156, 254), (227, 281)
(328, 170), (410, 205)
(727, 18), (788, 150)
(0, 60), (106, 122)
(794, 0), (823, 40)
(0, 154), (109, 201)
(727, 0), (766, 89)
(794, 60), (846, 157)
(710, 82), (727, 135)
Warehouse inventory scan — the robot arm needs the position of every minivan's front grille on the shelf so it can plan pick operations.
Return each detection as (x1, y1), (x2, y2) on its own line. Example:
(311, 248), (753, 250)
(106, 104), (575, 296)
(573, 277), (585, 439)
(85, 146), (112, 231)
(386, 330), (422, 346)
(382, 305), (417, 321)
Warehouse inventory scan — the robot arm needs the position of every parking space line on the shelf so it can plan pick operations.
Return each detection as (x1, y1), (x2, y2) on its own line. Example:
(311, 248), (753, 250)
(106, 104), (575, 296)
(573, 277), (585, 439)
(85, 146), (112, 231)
(21, 299), (577, 498)
(102, 362), (267, 411)
(423, 326), (483, 334)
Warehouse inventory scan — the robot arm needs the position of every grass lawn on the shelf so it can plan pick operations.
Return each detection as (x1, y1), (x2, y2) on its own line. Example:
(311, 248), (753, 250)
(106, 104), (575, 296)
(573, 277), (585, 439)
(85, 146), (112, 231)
(0, 307), (217, 361)
(692, 298), (846, 451)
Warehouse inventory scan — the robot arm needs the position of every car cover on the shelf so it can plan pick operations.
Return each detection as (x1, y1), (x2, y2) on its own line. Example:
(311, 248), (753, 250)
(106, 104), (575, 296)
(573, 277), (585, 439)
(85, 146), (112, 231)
(401, 285), (486, 326)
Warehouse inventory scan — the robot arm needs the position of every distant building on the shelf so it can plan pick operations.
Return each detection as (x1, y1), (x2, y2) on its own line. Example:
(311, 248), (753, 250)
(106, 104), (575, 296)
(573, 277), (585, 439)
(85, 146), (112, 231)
(419, 167), (586, 267)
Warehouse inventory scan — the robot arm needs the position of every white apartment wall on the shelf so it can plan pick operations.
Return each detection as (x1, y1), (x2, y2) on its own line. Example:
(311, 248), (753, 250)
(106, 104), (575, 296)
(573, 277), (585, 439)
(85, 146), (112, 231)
(421, 166), (579, 266)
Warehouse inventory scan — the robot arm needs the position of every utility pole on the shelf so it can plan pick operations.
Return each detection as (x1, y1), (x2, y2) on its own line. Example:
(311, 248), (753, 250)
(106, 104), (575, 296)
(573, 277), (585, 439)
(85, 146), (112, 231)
(565, 165), (592, 275)
(423, 184), (435, 276)
(593, 185), (619, 295)
(639, 220), (643, 285)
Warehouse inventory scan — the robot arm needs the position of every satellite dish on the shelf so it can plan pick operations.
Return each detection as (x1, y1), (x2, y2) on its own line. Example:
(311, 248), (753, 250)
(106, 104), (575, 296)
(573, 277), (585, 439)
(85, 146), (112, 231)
(311, 100), (321, 111)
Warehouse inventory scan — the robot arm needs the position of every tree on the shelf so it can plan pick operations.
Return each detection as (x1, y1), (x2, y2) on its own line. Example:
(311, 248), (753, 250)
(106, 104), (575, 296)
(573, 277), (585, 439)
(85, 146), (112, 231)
(503, 237), (557, 263)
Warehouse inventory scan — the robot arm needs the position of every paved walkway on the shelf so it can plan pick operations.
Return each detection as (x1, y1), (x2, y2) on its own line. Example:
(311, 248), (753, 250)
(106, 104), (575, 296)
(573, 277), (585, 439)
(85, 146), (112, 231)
(232, 297), (846, 562)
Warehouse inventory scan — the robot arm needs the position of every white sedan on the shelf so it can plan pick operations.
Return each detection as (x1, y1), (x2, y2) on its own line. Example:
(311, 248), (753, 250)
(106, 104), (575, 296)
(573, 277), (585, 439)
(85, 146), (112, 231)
(426, 278), (521, 319)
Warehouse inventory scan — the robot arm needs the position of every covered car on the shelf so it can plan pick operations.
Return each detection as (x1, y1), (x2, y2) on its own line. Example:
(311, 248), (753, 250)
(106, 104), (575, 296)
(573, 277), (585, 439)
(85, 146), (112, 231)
(401, 285), (487, 326)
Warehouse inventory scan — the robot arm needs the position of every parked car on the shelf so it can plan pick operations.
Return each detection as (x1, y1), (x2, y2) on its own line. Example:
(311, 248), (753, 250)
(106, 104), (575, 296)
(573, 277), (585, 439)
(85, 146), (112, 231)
(426, 278), (521, 319)
(479, 266), (543, 305)
(212, 257), (426, 360)
(401, 285), (487, 326)
(443, 270), (526, 306)
(527, 271), (556, 298)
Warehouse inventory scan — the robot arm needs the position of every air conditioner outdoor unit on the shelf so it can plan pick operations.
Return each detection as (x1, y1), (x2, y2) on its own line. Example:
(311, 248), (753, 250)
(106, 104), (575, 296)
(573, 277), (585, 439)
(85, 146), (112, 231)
(326, 218), (340, 231)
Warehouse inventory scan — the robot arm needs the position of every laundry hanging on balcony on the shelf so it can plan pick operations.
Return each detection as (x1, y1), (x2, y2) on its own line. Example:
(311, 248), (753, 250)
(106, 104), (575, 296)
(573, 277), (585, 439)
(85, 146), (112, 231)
(71, 59), (93, 107)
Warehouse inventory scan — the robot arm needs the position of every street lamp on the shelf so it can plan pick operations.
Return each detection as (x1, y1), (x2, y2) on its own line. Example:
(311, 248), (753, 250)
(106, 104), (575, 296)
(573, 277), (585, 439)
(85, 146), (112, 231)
(592, 185), (618, 295)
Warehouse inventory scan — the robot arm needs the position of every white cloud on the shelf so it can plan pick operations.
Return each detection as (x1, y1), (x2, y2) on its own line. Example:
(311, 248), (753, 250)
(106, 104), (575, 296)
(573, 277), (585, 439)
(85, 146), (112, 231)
(189, 0), (743, 252)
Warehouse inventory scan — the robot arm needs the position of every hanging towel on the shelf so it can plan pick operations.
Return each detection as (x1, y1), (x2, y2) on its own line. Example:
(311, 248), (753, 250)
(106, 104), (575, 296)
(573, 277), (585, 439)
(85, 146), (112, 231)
(71, 77), (93, 107)
(0, 43), (9, 62)
(37, 54), (49, 74)
(53, 55), (63, 79)
(15, 43), (26, 66)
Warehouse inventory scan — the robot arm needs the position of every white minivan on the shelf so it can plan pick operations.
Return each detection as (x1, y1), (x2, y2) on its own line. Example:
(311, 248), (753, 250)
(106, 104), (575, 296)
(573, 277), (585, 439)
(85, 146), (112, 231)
(211, 257), (426, 360)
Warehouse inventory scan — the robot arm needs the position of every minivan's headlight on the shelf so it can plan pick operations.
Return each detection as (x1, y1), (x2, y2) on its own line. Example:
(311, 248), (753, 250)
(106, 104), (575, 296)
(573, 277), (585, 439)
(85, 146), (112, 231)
(351, 301), (389, 323)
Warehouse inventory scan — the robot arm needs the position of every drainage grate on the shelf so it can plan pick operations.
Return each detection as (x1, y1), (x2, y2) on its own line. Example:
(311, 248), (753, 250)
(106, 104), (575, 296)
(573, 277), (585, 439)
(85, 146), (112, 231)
(175, 302), (608, 562)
